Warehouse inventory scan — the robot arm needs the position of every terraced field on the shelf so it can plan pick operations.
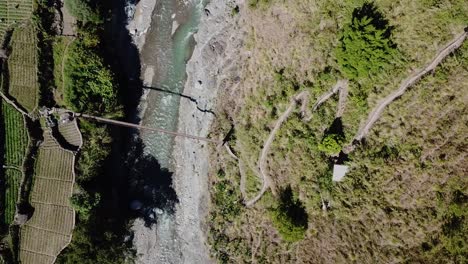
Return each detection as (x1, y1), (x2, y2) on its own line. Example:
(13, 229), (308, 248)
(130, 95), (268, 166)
(7, 23), (39, 113)
(1, 99), (28, 225)
(19, 118), (82, 264)
(58, 119), (83, 148)
(0, 0), (33, 43)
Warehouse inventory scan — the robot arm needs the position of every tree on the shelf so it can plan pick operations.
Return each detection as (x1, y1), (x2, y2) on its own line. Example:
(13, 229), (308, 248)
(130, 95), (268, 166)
(318, 133), (343, 156)
(70, 191), (101, 221)
(64, 42), (120, 114)
(335, 2), (399, 81)
(270, 187), (308, 242)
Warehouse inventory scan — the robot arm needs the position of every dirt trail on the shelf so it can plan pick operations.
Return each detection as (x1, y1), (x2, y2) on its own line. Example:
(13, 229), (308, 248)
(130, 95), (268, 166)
(245, 94), (300, 207)
(245, 81), (347, 206)
(312, 80), (347, 111)
(354, 31), (467, 142)
(336, 80), (349, 117)
(61, 37), (75, 93)
(0, 91), (29, 116)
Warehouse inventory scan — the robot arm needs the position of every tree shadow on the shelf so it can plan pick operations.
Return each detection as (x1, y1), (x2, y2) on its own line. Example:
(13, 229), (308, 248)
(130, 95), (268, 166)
(324, 117), (344, 138)
(352, 2), (395, 40)
(278, 186), (308, 229)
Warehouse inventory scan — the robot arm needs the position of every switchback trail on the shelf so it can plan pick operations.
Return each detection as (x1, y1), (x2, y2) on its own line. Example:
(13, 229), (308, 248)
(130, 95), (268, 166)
(353, 30), (467, 143)
(245, 81), (348, 207)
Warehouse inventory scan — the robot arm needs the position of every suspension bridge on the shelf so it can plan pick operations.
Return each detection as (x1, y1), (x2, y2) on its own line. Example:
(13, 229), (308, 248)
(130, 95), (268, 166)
(71, 111), (221, 144)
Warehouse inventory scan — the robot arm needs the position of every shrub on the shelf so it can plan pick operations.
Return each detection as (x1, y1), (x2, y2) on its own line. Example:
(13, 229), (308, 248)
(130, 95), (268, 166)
(335, 2), (399, 82)
(270, 187), (308, 242)
(70, 191), (101, 221)
(318, 133), (343, 156)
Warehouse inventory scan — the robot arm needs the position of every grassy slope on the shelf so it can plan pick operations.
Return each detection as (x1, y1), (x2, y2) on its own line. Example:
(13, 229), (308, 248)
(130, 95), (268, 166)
(208, 0), (467, 263)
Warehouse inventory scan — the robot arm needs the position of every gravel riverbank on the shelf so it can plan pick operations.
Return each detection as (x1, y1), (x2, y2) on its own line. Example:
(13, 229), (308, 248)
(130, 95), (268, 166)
(172, 0), (244, 262)
(128, 0), (245, 262)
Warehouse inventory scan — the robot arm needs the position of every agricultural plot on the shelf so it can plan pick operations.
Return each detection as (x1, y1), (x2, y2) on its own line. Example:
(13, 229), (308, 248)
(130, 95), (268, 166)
(7, 23), (39, 113)
(0, 0), (33, 43)
(58, 119), (83, 148)
(1, 99), (28, 225)
(19, 119), (82, 264)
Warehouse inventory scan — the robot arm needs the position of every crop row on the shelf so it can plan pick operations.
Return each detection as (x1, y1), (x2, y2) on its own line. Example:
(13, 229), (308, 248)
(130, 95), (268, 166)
(30, 178), (73, 206)
(58, 121), (83, 148)
(35, 148), (74, 182)
(1, 100), (28, 225)
(9, 42), (36, 64)
(0, 0), (33, 42)
(17, 250), (53, 264)
(9, 64), (37, 87)
(26, 203), (74, 234)
(20, 127), (77, 264)
(20, 225), (69, 256)
(2, 100), (28, 167)
(7, 23), (39, 112)
(4, 170), (21, 225)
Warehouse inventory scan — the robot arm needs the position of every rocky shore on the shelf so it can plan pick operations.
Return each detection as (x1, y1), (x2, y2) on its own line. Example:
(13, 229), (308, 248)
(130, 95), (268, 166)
(172, 0), (245, 262)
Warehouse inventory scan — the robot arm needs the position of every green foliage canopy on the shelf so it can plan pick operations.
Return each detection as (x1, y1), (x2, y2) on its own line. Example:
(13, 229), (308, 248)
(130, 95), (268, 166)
(270, 187), (308, 242)
(318, 133), (343, 156)
(336, 3), (399, 81)
(71, 191), (101, 221)
(64, 43), (120, 114)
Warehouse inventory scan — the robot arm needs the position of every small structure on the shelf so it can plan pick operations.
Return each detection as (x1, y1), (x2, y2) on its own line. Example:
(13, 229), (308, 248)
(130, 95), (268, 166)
(333, 164), (349, 182)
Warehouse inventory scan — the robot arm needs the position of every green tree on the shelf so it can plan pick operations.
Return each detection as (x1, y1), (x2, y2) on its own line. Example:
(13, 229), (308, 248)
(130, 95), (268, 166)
(64, 42), (120, 114)
(70, 191), (101, 221)
(270, 187), (308, 242)
(318, 133), (343, 155)
(335, 2), (399, 81)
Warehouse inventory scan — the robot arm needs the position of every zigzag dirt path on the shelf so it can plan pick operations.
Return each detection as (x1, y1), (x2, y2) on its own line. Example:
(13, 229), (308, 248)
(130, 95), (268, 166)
(244, 81), (348, 207)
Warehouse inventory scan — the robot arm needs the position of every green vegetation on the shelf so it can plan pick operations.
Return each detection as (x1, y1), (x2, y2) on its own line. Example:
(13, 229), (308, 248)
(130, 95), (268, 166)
(52, 36), (72, 105)
(208, 171), (248, 264)
(270, 187), (307, 242)
(64, 41), (120, 114)
(247, 0), (272, 9)
(208, 0), (468, 262)
(318, 133), (343, 156)
(1, 101), (28, 225)
(71, 191), (101, 221)
(64, 0), (101, 24)
(335, 2), (399, 82)
(55, 0), (133, 263)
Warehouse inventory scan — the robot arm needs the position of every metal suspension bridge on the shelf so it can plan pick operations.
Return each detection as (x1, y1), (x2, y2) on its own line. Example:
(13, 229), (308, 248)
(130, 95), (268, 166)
(74, 112), (220, 144)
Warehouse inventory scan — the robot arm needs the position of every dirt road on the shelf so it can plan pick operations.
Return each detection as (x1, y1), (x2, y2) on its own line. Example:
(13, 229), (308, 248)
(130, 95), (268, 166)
(354, 31), (467, 141)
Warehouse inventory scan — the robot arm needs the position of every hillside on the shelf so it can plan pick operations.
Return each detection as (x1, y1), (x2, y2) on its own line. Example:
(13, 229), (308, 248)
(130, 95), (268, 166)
(207, 0), (467, 263)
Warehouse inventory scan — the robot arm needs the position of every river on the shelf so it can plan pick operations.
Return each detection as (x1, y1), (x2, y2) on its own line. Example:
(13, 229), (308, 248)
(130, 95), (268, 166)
(129, 0), (207, 262)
